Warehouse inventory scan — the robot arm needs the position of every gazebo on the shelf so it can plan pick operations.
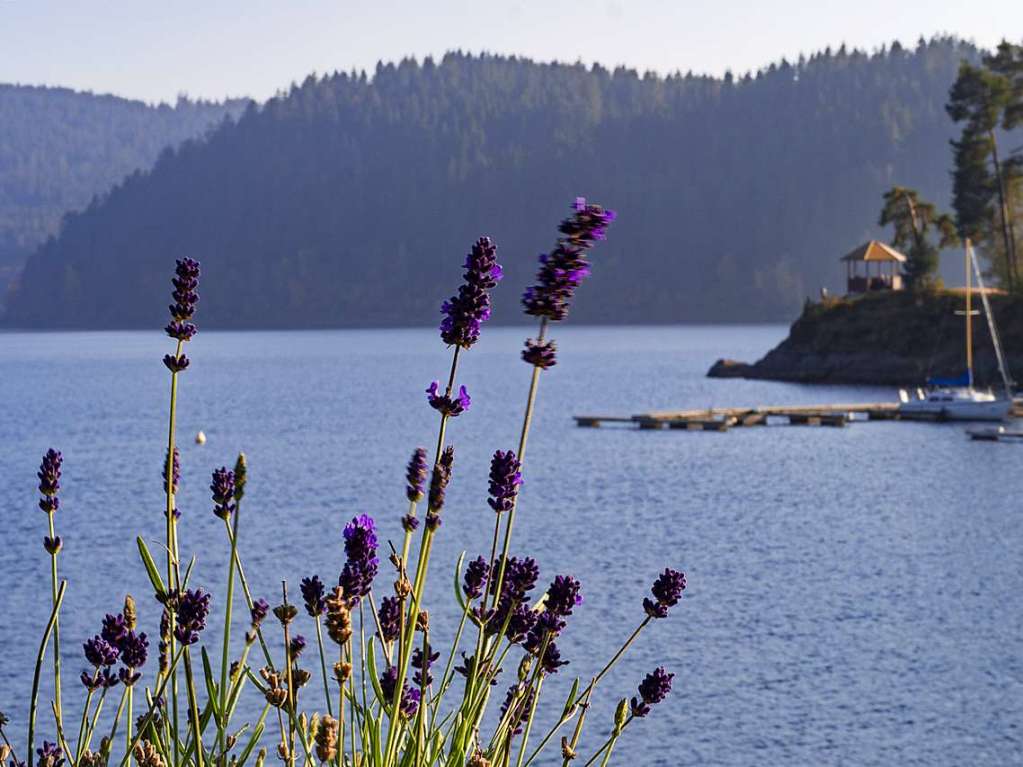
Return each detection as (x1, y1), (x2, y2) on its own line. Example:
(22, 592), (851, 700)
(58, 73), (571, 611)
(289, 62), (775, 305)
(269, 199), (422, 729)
(841, 240), (906, 294)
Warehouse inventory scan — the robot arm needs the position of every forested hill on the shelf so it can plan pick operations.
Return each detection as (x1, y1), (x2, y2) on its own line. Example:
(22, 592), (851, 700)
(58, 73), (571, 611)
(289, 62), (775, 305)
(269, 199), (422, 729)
(4, 38), (978, 328)
(0, 85), (246, 293)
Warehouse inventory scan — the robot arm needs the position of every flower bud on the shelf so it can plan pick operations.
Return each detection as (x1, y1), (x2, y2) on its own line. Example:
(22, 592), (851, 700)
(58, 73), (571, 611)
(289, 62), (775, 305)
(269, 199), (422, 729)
(613, 698), (629, 733)
(123, 594), (138, 630)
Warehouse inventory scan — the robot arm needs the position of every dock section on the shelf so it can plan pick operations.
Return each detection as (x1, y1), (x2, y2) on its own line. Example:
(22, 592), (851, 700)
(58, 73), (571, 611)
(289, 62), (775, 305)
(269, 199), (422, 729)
(576, 402), (901, 432)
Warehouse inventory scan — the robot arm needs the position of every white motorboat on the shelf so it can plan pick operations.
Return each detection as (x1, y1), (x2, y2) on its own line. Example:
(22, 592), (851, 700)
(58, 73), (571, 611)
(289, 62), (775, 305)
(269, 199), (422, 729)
(898, 240), (1014, 422)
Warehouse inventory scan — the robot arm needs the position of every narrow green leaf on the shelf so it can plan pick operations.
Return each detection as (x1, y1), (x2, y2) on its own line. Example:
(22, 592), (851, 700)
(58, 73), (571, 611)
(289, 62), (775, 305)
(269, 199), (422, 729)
(562, 678), (581, 718)
(366, 637), (387, 709)
(452, 551), (467, 612)
(136, 537), (167, 598)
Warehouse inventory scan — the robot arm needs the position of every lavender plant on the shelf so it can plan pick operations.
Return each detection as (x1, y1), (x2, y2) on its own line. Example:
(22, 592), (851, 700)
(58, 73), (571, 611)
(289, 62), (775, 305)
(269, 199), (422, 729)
(7, 198), (688, 767)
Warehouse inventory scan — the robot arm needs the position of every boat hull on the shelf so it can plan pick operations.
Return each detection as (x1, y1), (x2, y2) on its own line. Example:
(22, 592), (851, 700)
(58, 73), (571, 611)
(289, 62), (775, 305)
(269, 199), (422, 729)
(899, 399), (1011, 422)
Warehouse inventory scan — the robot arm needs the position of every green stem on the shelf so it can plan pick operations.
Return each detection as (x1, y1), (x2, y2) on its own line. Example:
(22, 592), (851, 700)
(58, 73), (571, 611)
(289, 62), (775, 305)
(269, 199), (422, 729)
(46, 512), (64, 735)
(314, 617), (334, 717)
(219, 507), (242, 747)
(28, 580), (65, 767)
(580, 717), (633, 767)
(490, 318), (547, 618)
(383, 344), (463, 765)
(165, 338), (183, 767)
(182, 649), (206, 767)
(74, 673), (98, 763)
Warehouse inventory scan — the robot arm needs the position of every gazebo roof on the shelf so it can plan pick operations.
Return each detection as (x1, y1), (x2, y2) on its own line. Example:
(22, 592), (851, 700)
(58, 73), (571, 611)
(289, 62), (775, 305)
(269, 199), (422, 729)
(840, 240), (907, 263)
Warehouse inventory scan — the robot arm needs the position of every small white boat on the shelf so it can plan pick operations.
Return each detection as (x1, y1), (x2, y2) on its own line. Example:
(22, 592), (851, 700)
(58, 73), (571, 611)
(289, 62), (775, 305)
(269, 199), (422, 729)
(900, 386), (1011, 421)
(898, 240), (1014, 423)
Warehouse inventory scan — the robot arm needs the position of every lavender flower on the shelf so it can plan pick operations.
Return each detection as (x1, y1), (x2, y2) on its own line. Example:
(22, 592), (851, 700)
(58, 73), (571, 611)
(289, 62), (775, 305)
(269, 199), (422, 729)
(544, 575), (582, 619)
(462, 556), (489, 600)
(289, 635), (307, 659)
(426, 382), (471, 417)
(401, 514), (419, 533)
(406, 447), (428, 503)
(630, 667), (674, 717)
(411, 643), (440, 686)
(300, 576), (326, 617)
(500, 684), (535, 735)
(165, 258), (200, 340)
(36, 742), (63, 767)
(163, 447), (181, 519)
(37, 449), (62, 514)
(439, 236), (502, 348)
(643, 568), (687, 619)
(377, 596), (401, 643)
(118, 630), (149, 685)
(522, 198), (615, 322)
(119, 630), (148, 669)
(522, 338), (557, 369)
(43, 536), (62, 554)
(101, 613), (128, 647)
(250, 598), (270, 627)
(162, 354), (190, 373)
(380, 666), (420, 718)
(83, 636), (119, 668)
(340, 515), (379, 604)
(428, 446), (455, 513)
(487, 450), (522, 514)
(210, 467), (236, 520)
(174, 588), (211, 645)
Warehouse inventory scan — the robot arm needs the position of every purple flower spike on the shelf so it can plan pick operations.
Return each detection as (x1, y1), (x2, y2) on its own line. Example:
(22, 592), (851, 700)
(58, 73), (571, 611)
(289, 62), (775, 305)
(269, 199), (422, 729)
(289, 635), (307, 659)
(163, 354), (190, 373)
(119, 630), (149, 669)
(250, 598), (270, 627)
(300, 575), (327, 617)
(545, 575), (582, 618)
(462, 556), (490, 600)
(174, 588), (211, 645)
(643, 568), (687, 619)
(83, 636), (120, 668)
(340, 515), (379, 604)
(411, 642), (440, 687)
(522, 198), (615, 322)
(439, 236), (502, 349)
(401, 514), (419, 533)
(522, 339), (557, 369)
(426, 382), (471, 417)
(428, 446), (455, 514)
(405, 447), (428, 503)
(631, 667), (674, 717)
(380, 666), (420, 717)
(343, 515), (378, 563)
(101, 613), (128, 647)
(377, 596), (401, 643)
(167, 258), (200, 326)
(36, 741), (64, 767)
(487, 450), (522, 514)
(37, 449), (62, 514)
(210, 467), (236, 520)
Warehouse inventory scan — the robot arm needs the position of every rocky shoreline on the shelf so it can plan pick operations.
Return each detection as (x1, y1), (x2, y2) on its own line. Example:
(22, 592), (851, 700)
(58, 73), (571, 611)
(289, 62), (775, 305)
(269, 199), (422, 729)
(708, 290), (1023, 387)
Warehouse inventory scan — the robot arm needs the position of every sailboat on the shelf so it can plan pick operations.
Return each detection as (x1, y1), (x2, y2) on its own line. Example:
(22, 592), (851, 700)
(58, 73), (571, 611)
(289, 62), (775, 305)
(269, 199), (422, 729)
(899, 240), (1014, 422)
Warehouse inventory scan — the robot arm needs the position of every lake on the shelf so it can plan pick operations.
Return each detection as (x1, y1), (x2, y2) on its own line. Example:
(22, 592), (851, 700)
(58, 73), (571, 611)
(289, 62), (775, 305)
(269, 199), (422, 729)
(1, 326), (1021, 766)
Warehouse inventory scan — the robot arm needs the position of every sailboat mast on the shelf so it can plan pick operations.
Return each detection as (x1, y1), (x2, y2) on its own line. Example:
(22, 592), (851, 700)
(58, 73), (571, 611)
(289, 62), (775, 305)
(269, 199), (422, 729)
(967, 240), (1014, 398)
(965, 240), (973, 388)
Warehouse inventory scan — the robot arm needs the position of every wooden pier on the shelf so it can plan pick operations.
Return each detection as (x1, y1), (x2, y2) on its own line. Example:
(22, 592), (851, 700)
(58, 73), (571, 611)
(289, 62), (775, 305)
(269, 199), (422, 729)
(575, 402), (903, 432)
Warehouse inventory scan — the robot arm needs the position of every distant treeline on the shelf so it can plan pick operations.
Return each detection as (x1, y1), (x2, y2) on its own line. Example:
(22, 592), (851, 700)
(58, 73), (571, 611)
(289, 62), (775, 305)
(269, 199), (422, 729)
(0, 85), (246, 287)
(3, 38), (981, 327)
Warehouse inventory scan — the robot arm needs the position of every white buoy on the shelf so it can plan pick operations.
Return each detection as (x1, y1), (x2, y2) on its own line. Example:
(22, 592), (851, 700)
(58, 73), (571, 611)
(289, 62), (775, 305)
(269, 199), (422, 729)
(195, 431), (207, 445)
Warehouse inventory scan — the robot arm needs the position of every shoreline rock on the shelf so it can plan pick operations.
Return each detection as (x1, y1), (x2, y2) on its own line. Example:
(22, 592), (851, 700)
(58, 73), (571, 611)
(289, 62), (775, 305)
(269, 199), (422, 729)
(708, 291), (1023, 387)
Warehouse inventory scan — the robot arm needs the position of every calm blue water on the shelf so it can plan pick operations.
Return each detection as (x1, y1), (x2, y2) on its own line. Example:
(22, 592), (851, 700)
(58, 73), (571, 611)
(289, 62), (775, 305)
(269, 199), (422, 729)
(1, 326), (1021, 766)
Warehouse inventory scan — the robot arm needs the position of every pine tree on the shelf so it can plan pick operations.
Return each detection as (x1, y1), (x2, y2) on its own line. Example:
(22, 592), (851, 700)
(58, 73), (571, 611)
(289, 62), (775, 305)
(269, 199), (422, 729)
(878, 186), (957, 289)
(947, 56), (1019, 287)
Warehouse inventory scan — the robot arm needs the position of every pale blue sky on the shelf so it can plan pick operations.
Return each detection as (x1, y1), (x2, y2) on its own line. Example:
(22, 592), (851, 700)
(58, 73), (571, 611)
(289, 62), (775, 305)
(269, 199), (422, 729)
(2, 0), (1021, 103)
